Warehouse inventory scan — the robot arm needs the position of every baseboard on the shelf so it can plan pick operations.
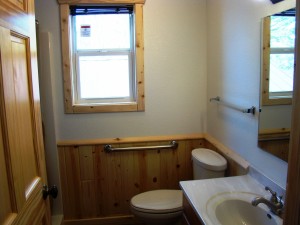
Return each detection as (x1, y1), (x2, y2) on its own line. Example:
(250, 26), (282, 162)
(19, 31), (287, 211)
(62, 215), (143, 225)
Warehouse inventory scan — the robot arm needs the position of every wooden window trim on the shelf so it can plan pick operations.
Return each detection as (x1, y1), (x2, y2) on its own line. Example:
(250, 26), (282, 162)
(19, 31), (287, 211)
(57, 0), (145, 4)
(261, 17), (292, 106)
(58, 0), (145, 113)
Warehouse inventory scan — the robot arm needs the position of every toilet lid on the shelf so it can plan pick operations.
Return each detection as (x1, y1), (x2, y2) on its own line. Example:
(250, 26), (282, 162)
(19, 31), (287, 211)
(192, 148), (227, 171)
(130, 190), (183, 213)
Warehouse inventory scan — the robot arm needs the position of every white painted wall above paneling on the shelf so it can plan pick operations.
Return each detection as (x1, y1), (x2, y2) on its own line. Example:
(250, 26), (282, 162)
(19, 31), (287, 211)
(36, 0), (207, 141)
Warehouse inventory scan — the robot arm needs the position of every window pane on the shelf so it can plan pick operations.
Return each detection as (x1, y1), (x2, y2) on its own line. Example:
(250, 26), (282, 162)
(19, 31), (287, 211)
(269, 54), (294, 93)
(78, 55), (130, 99)
(270, 16), (295, 48)
(75, 14), (131, 50)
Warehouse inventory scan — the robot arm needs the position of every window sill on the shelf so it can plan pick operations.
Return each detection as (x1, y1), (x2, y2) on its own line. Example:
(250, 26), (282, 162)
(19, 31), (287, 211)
(262, 96), (292, 106)
(67, 102), (144, 113)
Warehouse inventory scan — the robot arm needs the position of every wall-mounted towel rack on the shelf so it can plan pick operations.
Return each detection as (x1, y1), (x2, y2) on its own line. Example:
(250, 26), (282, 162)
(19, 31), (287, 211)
(104, 141), (178, 153)
(210, 96), (256, 115)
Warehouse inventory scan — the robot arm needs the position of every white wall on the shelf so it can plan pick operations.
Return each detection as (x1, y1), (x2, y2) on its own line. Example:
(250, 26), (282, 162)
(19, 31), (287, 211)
(206, 0), (295, 188)
(35, 0), (207, 215)
(259, 105), (292, 129)
(36, 0), (207, 141)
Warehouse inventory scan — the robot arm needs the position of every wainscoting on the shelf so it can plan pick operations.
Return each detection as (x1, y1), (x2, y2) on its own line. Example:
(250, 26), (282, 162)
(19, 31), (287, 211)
(57, 134), (248, 225)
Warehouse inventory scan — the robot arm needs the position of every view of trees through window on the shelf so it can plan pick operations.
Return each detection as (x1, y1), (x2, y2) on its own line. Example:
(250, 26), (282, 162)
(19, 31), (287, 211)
(269, 14), (295, 95)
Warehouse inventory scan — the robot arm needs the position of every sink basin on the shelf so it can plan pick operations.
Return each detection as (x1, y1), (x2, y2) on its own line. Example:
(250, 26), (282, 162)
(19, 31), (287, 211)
(215, 199), (277, 225)
(206, 192), (283, 225)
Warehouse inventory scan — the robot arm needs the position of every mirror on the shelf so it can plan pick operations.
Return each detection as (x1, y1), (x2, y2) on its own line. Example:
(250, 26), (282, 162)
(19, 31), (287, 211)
(258, 7), (296, 162)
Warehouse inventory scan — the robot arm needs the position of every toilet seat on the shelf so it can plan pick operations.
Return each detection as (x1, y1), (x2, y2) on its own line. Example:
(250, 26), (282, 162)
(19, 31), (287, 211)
(130, 190), (183, 214)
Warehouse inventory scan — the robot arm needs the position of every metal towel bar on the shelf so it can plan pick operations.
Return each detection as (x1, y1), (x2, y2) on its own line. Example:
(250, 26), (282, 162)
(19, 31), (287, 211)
(104, 141), (178, 153)
(210, 96), (256, 115)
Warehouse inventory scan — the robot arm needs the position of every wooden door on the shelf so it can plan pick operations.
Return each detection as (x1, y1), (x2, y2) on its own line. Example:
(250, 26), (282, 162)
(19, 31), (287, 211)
(0, 0), (51, 225)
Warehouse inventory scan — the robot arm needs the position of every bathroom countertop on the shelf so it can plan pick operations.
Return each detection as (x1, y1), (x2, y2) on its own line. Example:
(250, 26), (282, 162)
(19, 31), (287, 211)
(180, 175), (280, 225)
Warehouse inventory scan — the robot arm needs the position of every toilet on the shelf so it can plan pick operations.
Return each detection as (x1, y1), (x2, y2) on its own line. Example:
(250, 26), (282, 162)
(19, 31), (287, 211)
(130, 148), (227, 225)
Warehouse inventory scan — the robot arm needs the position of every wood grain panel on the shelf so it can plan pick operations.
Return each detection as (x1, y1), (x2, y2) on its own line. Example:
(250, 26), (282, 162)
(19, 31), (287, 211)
(261, 17), (292, 106)
(0, 0), (51, 224)
(0, 113), (13, 224)
(58, 136), (247, 224)
(258, 139), (289, 162)
(11, 35), (39, 200)
(59, 2), (145, 114)
(183, 194), (203, 225)
(81, 180), (98, 217)
(57, 0), (146, 4)
(63, 146), (82, 219)
(283, 2), (300, 224)
(7, 0), (27, 12)
(79, 146), (95, 180)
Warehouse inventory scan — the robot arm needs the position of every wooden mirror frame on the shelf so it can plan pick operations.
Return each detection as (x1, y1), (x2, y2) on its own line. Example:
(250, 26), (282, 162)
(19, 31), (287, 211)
(283, 1), (300, 224)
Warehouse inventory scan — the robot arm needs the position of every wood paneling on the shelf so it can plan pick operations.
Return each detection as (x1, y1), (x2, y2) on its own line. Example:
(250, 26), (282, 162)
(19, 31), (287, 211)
(261, 17), (292, 106)
(59, 2), (145, 114)
(0, 0), (51, 224)
(58, 135), (248, 224)
(283, 1), (300, 224)
(203, 135), (249, 177)
(182, 195), (203, 225)
(258, 128), (290, 162)
(58, 140), (198, 221)
(57, 0), (146, 4)
(0, 109), (13, 224)
(7, 0), (27, 12)
(258, 139), (289, 162)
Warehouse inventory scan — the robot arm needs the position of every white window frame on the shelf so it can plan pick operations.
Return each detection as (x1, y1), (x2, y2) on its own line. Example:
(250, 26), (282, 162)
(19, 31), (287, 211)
(58, 0), (145, 113)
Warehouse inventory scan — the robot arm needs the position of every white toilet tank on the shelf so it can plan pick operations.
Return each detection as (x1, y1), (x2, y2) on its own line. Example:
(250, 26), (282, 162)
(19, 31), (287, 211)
(192, 148), (227, 180)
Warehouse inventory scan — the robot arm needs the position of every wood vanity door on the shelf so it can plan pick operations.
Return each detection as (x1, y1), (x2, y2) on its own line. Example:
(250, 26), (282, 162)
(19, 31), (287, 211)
(0, 0), (51, 224)
(182, 195), (204, 225)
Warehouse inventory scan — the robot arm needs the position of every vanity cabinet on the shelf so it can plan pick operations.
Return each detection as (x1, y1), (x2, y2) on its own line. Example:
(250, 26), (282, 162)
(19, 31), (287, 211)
(182, 195), (204, 225)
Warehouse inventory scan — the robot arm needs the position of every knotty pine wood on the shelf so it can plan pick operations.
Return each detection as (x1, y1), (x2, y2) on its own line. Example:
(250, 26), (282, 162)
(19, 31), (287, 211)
(258, 139), (289, 162)
(0, 0), (51, 224)
(57, 133), (205, 146)
(258, 129), (290, 162)
(57, 0), (145, 4)
(59, 4), (73, 113)
(261, 17), (292, 106)
(7, 0), (27, 12)
(59, 2), (145, 113)
(135, 4), (145, 111)
(58, 136), (248, 224)
(182, 195), (203, 225)
(0, 110), (13, 224)
(283, 2), (300, 224)
(203, 135), (249, 176)
(59, 140), (199, 220)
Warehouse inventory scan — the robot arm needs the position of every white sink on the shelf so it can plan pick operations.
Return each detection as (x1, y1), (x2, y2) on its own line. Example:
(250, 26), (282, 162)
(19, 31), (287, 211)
(206, 192), (283, 225)
(180, 175), (285, 225)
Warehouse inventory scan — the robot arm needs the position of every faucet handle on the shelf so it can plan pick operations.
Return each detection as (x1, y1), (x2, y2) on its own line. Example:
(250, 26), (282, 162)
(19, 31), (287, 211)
(265, 186), (284, 206)
(265, 186), (277, 196)
(278, 195), (284, 205)
(265, 186), (279, 203)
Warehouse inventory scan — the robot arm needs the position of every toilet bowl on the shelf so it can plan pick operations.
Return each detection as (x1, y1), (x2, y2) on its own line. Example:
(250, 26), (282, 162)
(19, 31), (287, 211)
(130, 148), (227, 225)
(130, 189), (182, 225)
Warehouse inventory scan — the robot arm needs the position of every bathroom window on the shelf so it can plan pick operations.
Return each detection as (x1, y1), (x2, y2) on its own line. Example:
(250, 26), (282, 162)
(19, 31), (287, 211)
(58, 0), (145, 113)
(261, 9), (295, 106)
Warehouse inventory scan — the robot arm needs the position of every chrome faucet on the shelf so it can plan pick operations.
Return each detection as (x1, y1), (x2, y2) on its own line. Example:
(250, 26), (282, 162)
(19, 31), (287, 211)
(251, 186), (284, 216)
